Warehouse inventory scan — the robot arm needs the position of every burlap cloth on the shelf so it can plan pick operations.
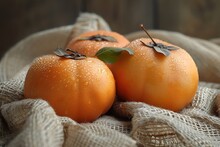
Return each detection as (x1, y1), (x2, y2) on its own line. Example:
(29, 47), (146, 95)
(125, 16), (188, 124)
(0, 13), (220, 147)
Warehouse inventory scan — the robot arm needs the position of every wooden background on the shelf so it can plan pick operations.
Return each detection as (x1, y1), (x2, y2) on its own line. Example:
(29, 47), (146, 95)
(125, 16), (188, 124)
(1, 0), (220, 58)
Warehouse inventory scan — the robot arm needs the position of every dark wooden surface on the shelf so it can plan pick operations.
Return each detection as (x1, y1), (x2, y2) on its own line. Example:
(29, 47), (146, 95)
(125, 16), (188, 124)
(1, 0), (220, 58)
(157, 0), (220, 39)
(83, 0), (154, 33)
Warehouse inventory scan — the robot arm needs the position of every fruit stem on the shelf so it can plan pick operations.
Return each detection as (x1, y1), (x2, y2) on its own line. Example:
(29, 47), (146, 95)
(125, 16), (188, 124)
(140, 24), (157, 46)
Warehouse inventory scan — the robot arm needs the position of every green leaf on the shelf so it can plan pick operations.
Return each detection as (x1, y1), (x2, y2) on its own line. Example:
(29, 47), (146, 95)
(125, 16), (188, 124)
(95, 47), (134, 64)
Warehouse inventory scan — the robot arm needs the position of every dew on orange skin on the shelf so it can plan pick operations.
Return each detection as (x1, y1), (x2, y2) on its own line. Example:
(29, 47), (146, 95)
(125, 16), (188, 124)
(112, 37), (199, 112)
(67, 30), (130, 57)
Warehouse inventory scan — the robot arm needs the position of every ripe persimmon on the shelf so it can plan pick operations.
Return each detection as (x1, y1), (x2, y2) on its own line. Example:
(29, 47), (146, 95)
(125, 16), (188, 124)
(107, 25), (199, 112)
(66, 30), (130, 57)
(24, 49), (116, 122)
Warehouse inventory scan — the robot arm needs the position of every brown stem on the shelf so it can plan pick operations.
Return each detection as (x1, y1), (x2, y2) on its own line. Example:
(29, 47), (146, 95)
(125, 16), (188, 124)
(140, 24), (157, 45)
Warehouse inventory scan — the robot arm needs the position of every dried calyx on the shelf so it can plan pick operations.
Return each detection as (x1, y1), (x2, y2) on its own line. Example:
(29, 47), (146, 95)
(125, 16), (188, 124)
(78, 34), (117, 42)
(140, 24), (178, 56)
(54, 48), (86, 60)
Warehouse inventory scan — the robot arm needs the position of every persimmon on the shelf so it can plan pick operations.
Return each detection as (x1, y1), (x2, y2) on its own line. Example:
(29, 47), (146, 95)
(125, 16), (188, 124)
(66, 30), (130, 57)
(24, 49), (116, 122)
(98, 25), (199, 112)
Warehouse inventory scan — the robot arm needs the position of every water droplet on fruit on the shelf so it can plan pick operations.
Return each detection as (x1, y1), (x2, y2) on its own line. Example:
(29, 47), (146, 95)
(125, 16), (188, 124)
(97, 68), (105, 73)
(84, 81), (89, 86)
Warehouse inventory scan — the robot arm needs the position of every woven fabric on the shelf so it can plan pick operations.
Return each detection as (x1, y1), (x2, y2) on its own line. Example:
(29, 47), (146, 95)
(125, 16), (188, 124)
(0, 66), (220, 147)
(0, 13), (220, 147)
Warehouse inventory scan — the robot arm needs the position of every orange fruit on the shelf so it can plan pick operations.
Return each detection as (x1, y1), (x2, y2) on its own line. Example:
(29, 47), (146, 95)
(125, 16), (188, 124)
(24, 50), (116, 122)
(111, 38), (199, 112)
(67, 30), (130, 57)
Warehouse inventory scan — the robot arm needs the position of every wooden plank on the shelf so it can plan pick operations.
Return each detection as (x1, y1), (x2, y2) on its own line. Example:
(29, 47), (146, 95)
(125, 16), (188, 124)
(2, 0), (220, 59)
(157, 0), (220, 39)
(0, 0), (81, 58)
(84, 0), (154, 34)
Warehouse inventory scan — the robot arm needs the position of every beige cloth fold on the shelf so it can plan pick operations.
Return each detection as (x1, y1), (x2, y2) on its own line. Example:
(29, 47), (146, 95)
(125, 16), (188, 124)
(0, 13), (220, 147)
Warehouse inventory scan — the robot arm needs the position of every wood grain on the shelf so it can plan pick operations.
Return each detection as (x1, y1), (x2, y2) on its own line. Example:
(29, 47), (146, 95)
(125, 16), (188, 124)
(1, 0), (220, 59)
(84, 0), (154, 34)
(158, 0), (220, 39)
